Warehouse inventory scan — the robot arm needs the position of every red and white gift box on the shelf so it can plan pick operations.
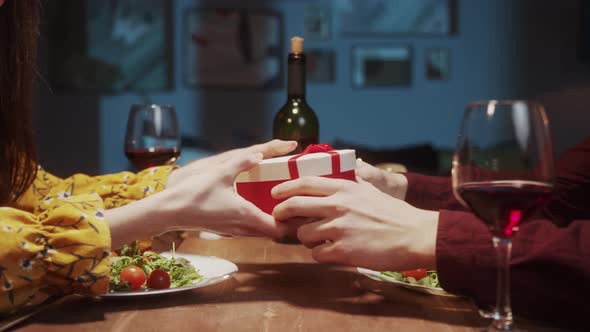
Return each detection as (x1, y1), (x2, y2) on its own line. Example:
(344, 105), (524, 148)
(235, 144), (357, 215)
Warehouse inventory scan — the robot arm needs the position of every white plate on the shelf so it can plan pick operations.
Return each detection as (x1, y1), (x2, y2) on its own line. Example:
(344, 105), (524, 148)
(101, 252), (238, 297)
(357, 267), (457, 297)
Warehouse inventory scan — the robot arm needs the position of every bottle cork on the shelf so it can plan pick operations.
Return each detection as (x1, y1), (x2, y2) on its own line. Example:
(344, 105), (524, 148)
(290, 36), (304, 54)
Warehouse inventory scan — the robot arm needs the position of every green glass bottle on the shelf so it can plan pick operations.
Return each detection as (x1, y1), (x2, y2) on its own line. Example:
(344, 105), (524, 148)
(273, 36), (319, 154)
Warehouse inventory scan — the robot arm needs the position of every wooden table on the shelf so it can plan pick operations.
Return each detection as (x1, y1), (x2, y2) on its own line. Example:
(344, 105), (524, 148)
(11, 236), (571, 331)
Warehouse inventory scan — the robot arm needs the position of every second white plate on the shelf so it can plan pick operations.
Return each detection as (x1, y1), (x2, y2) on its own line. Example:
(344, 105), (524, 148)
(357, 267), (457, 297)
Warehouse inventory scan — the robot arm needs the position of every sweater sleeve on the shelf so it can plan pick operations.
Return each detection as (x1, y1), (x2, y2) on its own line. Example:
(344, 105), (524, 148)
(403, 173), (467, 211)
(436, 210), (590, 327)
(405, 136), (590, 224)
(540, 136), (590, 226)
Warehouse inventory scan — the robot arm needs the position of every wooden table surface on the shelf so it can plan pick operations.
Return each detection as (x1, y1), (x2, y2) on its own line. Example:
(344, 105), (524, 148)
(10, 236), (571, 332)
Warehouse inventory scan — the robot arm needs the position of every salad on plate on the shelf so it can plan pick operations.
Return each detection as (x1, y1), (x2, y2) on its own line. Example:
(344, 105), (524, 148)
(380, 269), (440, 288)
(357, 267), (456, 297)
(108, 241), (203, 292)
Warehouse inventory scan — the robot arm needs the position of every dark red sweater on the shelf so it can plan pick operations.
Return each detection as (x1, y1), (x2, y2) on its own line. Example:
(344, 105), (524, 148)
(404, 137), (590, 328)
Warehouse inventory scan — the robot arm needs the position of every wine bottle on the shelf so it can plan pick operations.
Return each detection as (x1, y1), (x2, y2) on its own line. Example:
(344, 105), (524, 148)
(273, 36), (319, 154)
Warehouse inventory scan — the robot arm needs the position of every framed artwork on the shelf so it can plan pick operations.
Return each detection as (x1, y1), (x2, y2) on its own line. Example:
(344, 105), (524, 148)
(352, 45), (412, 87)
(307, 49), (335, 82)
(183, 9), (283, 89)
(304, 4), (331, 40)
(335, 0), (457, 36)
(49, 0), (174, 93)
(426, 48), (450, 80)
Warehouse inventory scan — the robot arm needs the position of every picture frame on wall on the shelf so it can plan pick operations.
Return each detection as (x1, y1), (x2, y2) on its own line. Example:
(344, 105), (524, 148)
(183, 9), (283, 89)
(304, 4), (331, 40)
(352, 45), (412, 88)
(425, 48), (450, 80)
(335, 0), (457, 36)
(49, 0), (174, 93)
(307, 49), (335, 83)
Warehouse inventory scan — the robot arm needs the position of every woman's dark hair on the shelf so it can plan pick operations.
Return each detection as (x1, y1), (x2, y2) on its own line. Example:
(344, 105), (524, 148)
(0, 0), (40, 205)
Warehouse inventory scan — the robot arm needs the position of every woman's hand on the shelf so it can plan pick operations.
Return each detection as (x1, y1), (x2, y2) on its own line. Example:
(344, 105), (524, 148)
(355, 159), (408, 200)
(166, 139), (297, 189)
(107, 140), (297, 248)
(164, 150), (283, 237)
(271, 176), (438, 272)
(164, 140), (297, 238)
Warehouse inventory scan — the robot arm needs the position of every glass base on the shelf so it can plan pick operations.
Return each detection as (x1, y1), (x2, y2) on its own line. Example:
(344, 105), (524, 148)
(491, 316), (514, 331)
(478, 308), (496, 319)
(479, 308), (515, 331)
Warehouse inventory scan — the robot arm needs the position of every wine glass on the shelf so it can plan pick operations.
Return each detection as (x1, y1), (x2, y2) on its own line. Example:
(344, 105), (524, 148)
(124, 104), (181, 170)
(452, 100), (554, 331)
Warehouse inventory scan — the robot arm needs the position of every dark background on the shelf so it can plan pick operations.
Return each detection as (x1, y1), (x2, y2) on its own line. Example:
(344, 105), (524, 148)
(33, 0), (590, 177)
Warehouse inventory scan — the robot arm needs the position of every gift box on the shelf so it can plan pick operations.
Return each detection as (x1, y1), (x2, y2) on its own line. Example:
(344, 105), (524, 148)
(235, 144), (356, 215)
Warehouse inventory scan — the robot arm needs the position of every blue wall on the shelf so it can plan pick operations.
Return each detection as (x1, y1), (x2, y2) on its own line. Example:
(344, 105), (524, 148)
(91, 0), (587, 173)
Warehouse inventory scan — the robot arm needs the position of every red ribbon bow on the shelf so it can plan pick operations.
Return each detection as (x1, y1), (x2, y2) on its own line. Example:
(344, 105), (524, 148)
(301, 143), (333, 154)
(287, 143), (341, 178)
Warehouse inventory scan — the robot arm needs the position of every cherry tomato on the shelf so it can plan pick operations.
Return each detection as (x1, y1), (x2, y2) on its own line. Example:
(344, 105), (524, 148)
(402, 268), (428, 280)
(120, 265), (146, 290)
(146, 269), (171, 289)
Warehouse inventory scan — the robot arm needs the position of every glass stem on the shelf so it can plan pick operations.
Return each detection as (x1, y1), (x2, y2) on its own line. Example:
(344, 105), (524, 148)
(492, 236), (514, 330)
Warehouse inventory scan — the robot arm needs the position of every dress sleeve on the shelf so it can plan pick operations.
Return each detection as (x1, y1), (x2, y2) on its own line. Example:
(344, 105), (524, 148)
(16, 166), (176, 214)
(403, 173), (467, 211)
(436, 210), (590, 327)
(0, 193), (110, 314)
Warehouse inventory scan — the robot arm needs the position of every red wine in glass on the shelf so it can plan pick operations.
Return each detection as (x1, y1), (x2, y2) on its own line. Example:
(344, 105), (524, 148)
(452, 100), (554, 330)
(125, 147), (180, 170)
(124, 104), (180, 170)
(457, 180), (553, 238)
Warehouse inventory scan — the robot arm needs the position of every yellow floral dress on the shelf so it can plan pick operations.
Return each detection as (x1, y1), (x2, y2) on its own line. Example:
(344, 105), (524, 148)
(0, 166), (175, 314)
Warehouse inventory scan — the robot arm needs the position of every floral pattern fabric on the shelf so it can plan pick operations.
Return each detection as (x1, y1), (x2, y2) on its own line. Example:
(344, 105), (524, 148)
(0, 166), (175, 314)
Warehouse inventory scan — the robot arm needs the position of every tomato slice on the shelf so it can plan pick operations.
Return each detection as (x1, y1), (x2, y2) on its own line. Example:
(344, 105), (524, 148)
(402, 268), (428, 280)
(120, 265), (146, 290)
(147, 269), (171, 289)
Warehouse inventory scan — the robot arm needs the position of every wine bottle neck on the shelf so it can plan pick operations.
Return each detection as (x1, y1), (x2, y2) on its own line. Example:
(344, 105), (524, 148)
(287, 53), (306, 98)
